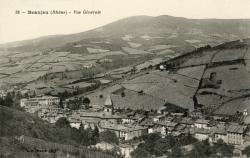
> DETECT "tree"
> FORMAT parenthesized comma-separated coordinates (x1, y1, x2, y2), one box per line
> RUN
(79, 124, 90, 145)
(83, 97, 90, 109)
(2, 92, 14, 107)
(99, 130, 119, 145)
(131, 147, 150, 158)
(243, 145, 250, 157)
(188, 139, 214, 158)
(169, 145, 184, 158)
(121, 92, 125, 97)
(59, 98, 64, 109)
(92, 126, 99, 144)
(136, 133, 172, 157)
(0, 106, 13, 136)
(214, 139, 234, 157)
(55, 117, 70, 128)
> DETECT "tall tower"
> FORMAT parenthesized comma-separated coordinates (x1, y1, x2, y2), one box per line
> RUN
(103, 95, 113, 115)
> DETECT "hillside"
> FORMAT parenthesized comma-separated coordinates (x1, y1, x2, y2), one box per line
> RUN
(161, 38, 250, 115)
(0, 105, 118, 158)
(1, 15, 250, 91)
(1, 15, 250, 52)
(81, 38, 250, 113)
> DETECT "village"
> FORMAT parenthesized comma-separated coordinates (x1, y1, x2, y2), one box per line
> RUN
(0, 41, 250, 157)
(18, 81, 250, 158)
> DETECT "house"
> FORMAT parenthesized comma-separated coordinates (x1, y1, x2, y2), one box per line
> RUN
(139, 118, 155, 134)
(38, 107, 68, 123)
(0, 90, 7, 98)
(68, 115, 82, 129)
(100, 124, 148, 141)
(20, 96, 59, 107)
(194, 128, 211, 141)
(227, 124, 247, 145)
(194, 119, 210, 129)
(180, 117, 195, 128)
(153, 115, 165, 122)
(156, 122, 179, 136)
(63, 97, 86, 109)
(210, 124, 228, 143)
(120, 143, 137, 158)
(121, 115, 136, 124)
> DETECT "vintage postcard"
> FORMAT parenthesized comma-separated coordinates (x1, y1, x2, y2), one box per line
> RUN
(0, 0, 250, 157)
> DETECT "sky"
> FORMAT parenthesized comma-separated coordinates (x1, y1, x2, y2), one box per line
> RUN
(0, 0, 250, 44)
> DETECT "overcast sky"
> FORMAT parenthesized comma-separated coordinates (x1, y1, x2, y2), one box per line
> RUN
(0, 0, 250, 44)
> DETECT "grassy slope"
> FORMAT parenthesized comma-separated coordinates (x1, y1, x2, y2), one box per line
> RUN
(0, 105, 81, 157)
(0, 105, 78, 145)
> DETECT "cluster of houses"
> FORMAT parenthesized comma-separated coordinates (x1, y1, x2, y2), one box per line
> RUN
(20, 95, 249, 145)
(19, 94, 250, 157)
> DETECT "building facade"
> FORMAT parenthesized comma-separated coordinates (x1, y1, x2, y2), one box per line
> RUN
(20, 96, 59, 107)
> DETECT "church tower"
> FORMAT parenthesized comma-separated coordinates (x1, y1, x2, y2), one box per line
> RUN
(103, 95, 113, 115)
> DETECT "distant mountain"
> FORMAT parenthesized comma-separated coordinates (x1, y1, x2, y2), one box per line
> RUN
(1, 15, 250, 52)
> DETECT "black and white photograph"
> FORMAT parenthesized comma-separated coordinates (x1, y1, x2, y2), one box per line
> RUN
(1, 0, 250, 157)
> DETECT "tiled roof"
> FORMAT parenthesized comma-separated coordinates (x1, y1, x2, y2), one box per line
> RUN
(227, 124, 247, 134)
(195, 119, 209, 124)
(156, 121, 178, 127)
(194, 128, 211, 135)
(100, 124, 147, 132)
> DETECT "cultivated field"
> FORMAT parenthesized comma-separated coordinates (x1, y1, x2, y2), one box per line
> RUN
(212, 48, 246, 63)
(122, 47, 152, 55)
(176, 65, 205, 80)
(179, 50, 217, 67)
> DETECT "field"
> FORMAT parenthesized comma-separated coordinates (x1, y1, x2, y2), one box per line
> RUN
(214, 97, 250, 116)
(121, 70, 199, 111)
(122, 47, 152, 55)
(185, 39, 201, 44)
(212, 48, 246, 63)
(0, 58, 9, 64)
(148, 44, 179, 52)
(86, 47, 109, 53)
(179, 50, 217, 67)
(128, 42, 142, 48)
(176, 65, 205, 80)
(156, 49, 175, 55)
(62, 82, 95, 89)
(244, 48, 250, 59)
(111, 89, 165, 110)
(196, 94, 230, 108)
(85, 84, 123, 107)
(202, 64, 250, 94)
(135, 57, 163, 71)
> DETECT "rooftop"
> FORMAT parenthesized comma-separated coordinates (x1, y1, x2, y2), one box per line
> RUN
(227, 124, 247, 134)
(195, 119, 209, 124)
(100, 124, 147, 132)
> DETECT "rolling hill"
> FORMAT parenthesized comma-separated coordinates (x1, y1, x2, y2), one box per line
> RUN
(1, 15, 250, 52)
